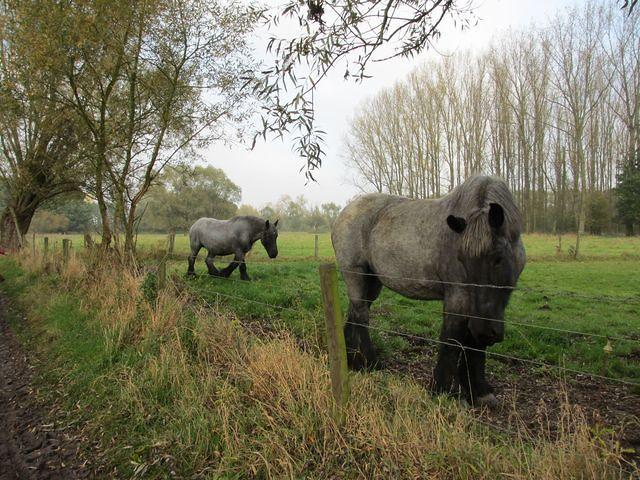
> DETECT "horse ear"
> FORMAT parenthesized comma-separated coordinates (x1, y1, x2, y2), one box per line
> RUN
(274, 219, 279, 227)
(265, 220, 270, 230)
(446, 215, 466, 234)
(488, 203, 505, 230)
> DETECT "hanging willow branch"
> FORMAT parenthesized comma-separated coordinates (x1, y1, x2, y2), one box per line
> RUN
(247, 0, 476, 180)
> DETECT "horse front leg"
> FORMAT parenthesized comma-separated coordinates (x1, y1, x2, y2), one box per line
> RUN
(432, 313, 467, 396)
(220, 252, 243, 278)
(458, 338, 496, 408)
(238, 256, 250, 281)
(205, 252, 220, 276)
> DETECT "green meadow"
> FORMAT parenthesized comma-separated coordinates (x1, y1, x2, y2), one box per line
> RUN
(151, 232, 639, 385)
(27, 232, 640, 384)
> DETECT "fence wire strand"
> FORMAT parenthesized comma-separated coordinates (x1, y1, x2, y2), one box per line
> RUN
(346, 295, 640, 344)
(172, 273, 640, 389)
(179, 270, 640, 345)
(159, 254, 640, 305)
(338, 267, 640, 305)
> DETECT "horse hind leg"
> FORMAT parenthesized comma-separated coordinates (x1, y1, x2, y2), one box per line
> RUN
(187, 243, 201, 276)
(205, 251, 220, 276)
(343, 269, 382, 370)
(219, 251, 243, 278)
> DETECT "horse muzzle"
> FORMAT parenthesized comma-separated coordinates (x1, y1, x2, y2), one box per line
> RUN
(478, 329, 504, 346)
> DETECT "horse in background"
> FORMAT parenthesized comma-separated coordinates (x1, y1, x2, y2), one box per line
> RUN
(188, 216, 279, 280)
(332, 175, 526, 407)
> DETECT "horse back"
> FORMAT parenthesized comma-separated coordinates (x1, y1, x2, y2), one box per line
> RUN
(333, 193, 447, 300)
(189, 217, 237, 254)
(332, 193, 407, 266)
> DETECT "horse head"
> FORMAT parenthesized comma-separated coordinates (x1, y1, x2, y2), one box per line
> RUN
(261, 219, 279, 258)
(447, 202, 525, 346)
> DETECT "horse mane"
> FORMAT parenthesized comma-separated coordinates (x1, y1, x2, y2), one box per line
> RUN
(447, 175, 522, 257)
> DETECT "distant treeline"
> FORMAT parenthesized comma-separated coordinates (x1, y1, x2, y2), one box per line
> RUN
(240, 197, 342, 233)
(15, 166, 342, 235)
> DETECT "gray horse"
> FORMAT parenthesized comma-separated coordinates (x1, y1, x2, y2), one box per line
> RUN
(187, 216, 279, 280)
(332, 175, 525, 407)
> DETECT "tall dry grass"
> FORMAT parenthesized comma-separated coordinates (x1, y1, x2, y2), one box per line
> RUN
(13, 250, 636, 479)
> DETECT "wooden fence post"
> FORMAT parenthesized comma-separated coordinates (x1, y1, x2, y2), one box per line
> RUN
(43, 237, 49, 259)
(31, 232, 36, 257)
(62, 239, 70, 265)
(167, 231, 175, 257)
(314, 234, 319, 259)
(158, 256, 167, 291)
(319, 262, 349, 424)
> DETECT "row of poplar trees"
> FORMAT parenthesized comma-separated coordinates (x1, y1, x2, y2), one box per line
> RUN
(345, 2, 640, 239)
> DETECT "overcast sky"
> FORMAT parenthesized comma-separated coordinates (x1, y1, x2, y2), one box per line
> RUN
(206, 0, 579, 209)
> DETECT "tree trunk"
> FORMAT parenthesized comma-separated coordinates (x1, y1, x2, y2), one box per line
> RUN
(0, 206, 35, 251)
(95, 149, 112, 249)
(624, 221, 635, 236)
(123, 203, 138, 264)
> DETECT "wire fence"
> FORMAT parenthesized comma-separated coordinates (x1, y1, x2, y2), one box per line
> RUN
(31, 234, 640, 350)
(173, 262, 640, 476)
(165, 250, 640, 305)
(30, 235, 640, 384)
(174, 268, 640, 388)
(174, 256, 640, 346)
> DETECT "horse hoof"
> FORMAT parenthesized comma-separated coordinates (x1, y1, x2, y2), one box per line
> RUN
(476, 393, 498, 409)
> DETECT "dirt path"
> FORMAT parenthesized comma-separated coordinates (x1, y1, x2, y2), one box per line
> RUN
(0, 294, 88, 480)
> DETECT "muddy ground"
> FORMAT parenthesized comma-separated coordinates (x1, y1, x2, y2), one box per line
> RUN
(386, 338, 640, 472)
(0, 296, 90, 480)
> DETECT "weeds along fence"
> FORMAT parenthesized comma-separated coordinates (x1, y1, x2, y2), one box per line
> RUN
(27, 234, 640, 428)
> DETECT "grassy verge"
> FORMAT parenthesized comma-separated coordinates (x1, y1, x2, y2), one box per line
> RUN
(0, 251, 635, 478)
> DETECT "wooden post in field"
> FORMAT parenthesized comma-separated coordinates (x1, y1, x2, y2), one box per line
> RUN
(43, 237, 49, 259)
(319, 262, 349, 424)
(62, 239, 70, 265)
(158, 256, 167, 291)
(314, 234, 319, 259)
(31, 233, 36, 257)
(167, 231, 175, 257)
(83, 231, 94, 250)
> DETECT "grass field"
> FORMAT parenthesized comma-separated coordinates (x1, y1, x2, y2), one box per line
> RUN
(31, 230, 640, 260)
(28, 232, 640, 384)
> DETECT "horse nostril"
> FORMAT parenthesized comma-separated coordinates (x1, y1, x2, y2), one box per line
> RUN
(491, 328, 504, 343)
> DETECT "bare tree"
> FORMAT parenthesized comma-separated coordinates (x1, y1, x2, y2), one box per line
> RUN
(343, 2, 638, 240)
(252, 0, 476, 178)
